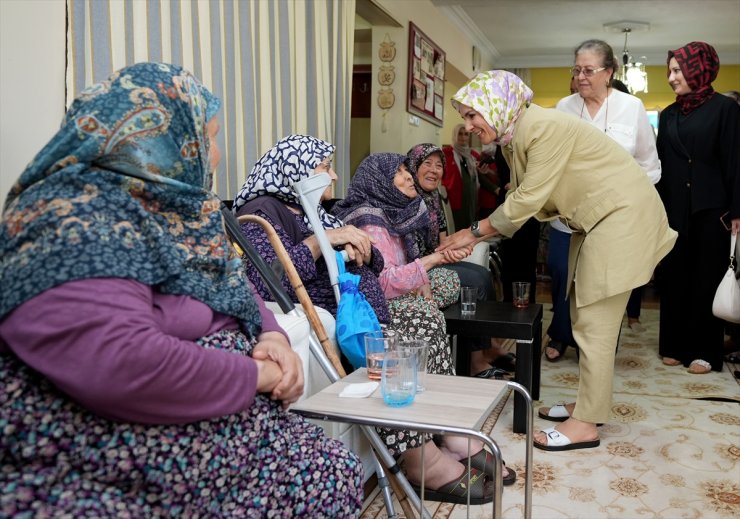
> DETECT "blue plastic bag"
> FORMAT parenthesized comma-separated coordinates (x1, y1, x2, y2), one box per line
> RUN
(334, 252, 382, 369)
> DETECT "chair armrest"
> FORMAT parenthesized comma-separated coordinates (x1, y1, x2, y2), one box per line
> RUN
(264, 301, 337, 399)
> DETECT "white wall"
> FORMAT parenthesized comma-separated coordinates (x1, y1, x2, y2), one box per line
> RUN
(0, 0, 66, 204)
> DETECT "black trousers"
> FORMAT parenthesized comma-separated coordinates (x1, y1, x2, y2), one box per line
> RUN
(500, 218, 540, 303)
(657, 208, 729, 370)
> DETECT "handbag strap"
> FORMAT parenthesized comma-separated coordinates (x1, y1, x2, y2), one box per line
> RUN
(730, 233, 738, 272)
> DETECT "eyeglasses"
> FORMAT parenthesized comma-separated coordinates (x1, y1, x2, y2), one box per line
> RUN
(571, 66, 606, 78)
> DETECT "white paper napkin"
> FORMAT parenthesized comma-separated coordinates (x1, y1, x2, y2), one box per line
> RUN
(339, 381, 379, 398)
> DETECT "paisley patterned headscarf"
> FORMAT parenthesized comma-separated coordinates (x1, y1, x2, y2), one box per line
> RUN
(331, 153, 431, 261)
(405, 143, 446, 254)
(451, 70, 534, 146)
(0, 62, 262, 337)
(232, 134, 342, 230)
(667, 41, 719, 114)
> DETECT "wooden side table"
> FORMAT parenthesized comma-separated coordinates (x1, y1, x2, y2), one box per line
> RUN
(291, 369, 533, 519)
(444, 301, 543, 434)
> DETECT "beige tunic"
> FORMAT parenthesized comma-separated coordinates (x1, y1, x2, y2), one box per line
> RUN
(489, 104, 677, 308)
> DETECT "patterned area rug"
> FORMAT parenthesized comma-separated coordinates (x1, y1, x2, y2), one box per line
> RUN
(362, 309, 740, 518)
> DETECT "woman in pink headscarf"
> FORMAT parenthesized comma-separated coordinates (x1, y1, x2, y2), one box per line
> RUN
(656, 41, 740, 374)
(439, 70, 676, 452)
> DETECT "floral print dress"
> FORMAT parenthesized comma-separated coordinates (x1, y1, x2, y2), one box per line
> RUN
(361, 224, 459, 455)
(0, 329, 363, 517)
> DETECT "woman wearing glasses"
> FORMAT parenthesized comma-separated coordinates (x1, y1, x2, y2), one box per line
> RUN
(545, 39, 661, 362)
(439, 70, 676, 451)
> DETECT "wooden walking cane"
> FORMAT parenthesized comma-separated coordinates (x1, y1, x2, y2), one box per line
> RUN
(236, 214, 346, 377)
(233, 214, 419, 519)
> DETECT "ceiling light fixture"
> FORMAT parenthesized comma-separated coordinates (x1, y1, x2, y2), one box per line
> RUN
(613, 26, 649, 94)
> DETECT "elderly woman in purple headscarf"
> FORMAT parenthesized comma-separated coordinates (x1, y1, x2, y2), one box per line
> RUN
(332, 153, 517, 503)
(440, 70, 676, 453)
(404, 143, 513, 379)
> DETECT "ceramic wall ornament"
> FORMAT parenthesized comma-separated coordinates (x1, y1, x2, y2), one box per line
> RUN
(378, 33, 396, 62)
(377, 88, 395, 109)
(378, 64, 395, 86)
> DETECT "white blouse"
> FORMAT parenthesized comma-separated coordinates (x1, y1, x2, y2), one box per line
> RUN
(551, 89, 661, 233)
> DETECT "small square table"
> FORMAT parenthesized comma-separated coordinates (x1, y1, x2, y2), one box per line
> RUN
(444, 301, 543, 433)
(291, 369, 532, 519)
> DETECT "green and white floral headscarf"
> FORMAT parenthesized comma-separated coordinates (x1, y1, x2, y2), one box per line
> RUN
(451, 70, 533, 146)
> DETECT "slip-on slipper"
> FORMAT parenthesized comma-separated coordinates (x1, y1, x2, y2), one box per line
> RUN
(410, 467, 494, 505)
(467, 448, 516, 486)
(492, 352, 516, 372)
(534, 427, 600, 452)
(538, 404, 571, 422)
(688, 359, 711, 374)
(473, 367, 510, 380)
(538, 405, 604, 426)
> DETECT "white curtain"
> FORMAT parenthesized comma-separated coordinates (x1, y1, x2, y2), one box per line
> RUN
(66, 0, 355, 198)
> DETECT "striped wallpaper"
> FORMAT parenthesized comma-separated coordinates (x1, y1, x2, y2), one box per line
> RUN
(66, 0, 356, 198)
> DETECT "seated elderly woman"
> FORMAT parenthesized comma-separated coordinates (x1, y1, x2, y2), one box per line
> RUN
(232, 134, 389, 327)
(234, 141, 512, 504)
(332, 153, 515, 500)
(405, 144, 515, 379)
(0, 63, 362, 516)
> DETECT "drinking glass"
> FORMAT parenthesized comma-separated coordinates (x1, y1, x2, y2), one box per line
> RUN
(512, 281, 531, 308)
(397, 340, 429, 392)
(460, 286, 478, 315)
(381, 350, 416, 407)
(364, 329, 397, 380)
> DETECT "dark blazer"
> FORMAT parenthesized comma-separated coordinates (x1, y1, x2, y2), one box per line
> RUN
(656, 93, 740, 234)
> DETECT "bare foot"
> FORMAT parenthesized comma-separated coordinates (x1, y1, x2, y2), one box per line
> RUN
(544, 340, 565, 361)
(534, 417, 599, 446)
(628, 318, 645, 332)
(438, 438, 511, 479)
(661, 356, 681, 366)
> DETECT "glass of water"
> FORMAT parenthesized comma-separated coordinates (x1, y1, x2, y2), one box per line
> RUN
(460, 286, 478, 316)
(381, 350, 417, 407)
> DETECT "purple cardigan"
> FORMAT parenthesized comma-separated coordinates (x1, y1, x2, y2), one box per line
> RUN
(0, 278, 286, 424)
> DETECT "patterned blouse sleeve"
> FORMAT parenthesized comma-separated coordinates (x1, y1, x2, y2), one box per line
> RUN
(435, 192, 448, 235)
(362, 224, 429, 299)
(238, 209, 317, 303)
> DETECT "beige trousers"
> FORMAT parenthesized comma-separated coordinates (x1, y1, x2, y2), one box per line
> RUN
(569, 290, 631, 424)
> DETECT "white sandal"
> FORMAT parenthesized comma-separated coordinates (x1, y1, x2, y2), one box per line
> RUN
(688, 359, 711, 374)
(534, 427, 600, 451)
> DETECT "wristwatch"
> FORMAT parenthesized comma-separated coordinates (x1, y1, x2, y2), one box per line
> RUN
(470, 220, 483, 238)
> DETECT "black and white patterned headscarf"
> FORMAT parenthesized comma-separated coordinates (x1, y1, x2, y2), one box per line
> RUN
(232, 135, 342, 230)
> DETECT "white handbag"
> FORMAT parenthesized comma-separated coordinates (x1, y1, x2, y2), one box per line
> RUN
(712, 233, 740, 323)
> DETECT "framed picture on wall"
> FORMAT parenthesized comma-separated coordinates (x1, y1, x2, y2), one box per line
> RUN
(407, 22, 444, 127)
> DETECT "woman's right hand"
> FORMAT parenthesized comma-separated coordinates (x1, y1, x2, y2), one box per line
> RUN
(255, 358, 283, 394)
(326, 225, 374, 264)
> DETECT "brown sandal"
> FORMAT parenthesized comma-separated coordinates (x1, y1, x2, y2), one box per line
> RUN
(410, 467, 494, 505)
(662, 357, 681, 366)
(467, 448, 516, 485)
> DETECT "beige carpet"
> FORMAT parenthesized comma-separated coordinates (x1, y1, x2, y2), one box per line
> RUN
(362, 309, 740, 518)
